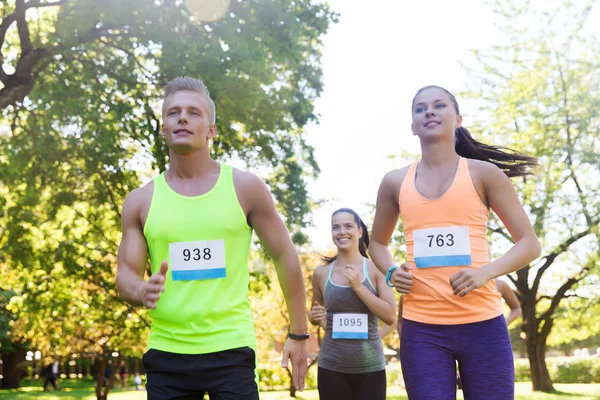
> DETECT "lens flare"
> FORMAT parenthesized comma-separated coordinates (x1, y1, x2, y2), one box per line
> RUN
(185, 0, 231, 22)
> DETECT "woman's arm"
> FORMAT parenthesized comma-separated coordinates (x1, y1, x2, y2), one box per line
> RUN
(369, 169, 413, 293)
(450, 162, 541, 297)
(343, 263, 396, 325)
(308, 267, 327, 329)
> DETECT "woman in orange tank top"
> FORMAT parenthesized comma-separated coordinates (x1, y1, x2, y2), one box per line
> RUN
(369, 86, 541, 400)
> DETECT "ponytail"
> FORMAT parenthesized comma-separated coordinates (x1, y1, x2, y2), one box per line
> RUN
(358, 219, 370, 259)
(414, 85, 538, 178)
(320, 208, 370, 264)
(454, 127, 537, 178)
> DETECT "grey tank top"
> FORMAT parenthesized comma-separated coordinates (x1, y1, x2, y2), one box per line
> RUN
(318, 258, 386, 373)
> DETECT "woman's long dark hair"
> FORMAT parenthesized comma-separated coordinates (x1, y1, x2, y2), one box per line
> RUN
(414, 85, 537, 177)
(321, 208, 370, 264)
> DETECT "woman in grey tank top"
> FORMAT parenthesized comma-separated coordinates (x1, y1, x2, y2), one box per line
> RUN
(308, 208, 396, 400)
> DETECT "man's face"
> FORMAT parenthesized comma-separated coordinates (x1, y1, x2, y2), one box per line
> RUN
(161, 90, 216, 154)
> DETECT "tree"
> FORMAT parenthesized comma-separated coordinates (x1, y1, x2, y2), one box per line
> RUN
(546, 295, 600, 352)
(463, 0, 600, 391)
(0, 0, 336, 395)
(0, 0, 159, 109)
(1, 0, 337, 240)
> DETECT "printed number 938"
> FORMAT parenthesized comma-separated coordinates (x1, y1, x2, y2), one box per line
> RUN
(182, 248, 212, 261)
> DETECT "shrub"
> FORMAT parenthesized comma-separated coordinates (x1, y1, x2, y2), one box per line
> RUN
(513, 357, 600, 383)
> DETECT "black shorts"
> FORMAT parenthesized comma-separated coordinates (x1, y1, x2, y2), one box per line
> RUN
(318, 367, 386, 400)
(142, 347, 258, 400)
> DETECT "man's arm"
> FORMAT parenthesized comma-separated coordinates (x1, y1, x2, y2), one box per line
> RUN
(234, 170, 307, 390)
(116, 186, 167, 309)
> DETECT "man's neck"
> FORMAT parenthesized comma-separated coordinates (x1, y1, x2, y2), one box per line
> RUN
(166, 149, 218, 180)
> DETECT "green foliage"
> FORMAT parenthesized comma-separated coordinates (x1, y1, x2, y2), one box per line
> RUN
(515, 358, 532, 382)
(553, 358, 600, 384)
(515, 357, 600, 383)
(0, 1, 336, 394)
(0, 288, 16, 348)
(548, 297, 600, 347)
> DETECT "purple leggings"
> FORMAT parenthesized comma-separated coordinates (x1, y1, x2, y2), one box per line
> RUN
(400, 315, 514, 400)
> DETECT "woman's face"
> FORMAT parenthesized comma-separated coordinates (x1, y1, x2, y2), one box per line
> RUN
(331, 212, 361, 251)
(411, 87, 462, 141)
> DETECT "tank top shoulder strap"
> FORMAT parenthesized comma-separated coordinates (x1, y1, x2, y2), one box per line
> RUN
(154, 171, 167, 190)
(446, 157, 483, 204)
(220, 163, 233, 183)
(323, 260, 335, 294)
(399, 162, 418, 213)
(363, 258, 376, 290)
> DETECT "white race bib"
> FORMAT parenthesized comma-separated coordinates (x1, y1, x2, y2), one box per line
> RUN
(169, 240, 226, 281)
(413, 226, 472, 268)
(332, 313, 368, 340)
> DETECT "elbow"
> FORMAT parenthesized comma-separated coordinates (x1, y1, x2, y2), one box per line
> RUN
(530, 236, 542, 261)
(514, 307, 522, 319)
(382, 308, 397, 326)
(115, 272, 125, 300)
(367, 241, 382, 258)
(383, 316, 396, 327)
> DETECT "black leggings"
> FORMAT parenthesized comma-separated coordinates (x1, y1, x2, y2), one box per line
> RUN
(318, 367, 386, 400)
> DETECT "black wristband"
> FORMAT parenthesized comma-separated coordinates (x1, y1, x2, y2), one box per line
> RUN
(288, 332, 310, 341)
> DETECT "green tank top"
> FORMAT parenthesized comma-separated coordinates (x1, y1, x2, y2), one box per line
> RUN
(144, 164, 255, 354)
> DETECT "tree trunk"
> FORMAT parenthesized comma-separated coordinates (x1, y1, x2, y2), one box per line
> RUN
(0, 342, 25, 389)
(525, 325, 554, 392)
(94, 349, 121, 400)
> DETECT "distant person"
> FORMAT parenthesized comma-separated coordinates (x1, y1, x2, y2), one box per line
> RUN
(134, 372, 143, 390)
(495, 279, 522, 326)
(104, 363, 113, 388)
(42, 360, 60, 391)
(118, 360, 128, 388)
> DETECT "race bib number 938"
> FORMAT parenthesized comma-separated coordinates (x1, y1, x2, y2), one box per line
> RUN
(169, 240, 226, 281)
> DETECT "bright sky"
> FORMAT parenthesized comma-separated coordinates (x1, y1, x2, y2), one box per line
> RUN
(303, 0, 506, 250)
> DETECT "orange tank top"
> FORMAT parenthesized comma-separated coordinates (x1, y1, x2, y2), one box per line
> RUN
(399, 157, 502, 325)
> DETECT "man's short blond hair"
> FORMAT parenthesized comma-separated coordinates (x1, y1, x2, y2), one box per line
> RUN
(162, 77, 216, 124)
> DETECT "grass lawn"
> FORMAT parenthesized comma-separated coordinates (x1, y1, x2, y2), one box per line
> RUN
(1, 380, 599, 399)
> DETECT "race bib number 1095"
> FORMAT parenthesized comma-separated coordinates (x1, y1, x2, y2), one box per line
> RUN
(332, 313, 368, 339)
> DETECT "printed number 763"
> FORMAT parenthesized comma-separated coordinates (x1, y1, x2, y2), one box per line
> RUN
(427, 234, 454, 247)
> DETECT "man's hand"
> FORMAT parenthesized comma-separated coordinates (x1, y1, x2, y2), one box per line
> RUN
(281, 337, 307, 391)
(137, 260, 168, 308)
(392, 263, 413, 294)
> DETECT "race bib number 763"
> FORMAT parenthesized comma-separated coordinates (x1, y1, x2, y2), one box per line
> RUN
(413, 226, 472, 268)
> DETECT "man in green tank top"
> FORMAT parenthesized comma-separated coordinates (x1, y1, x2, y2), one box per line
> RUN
(116, 77, 309, 399)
